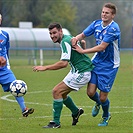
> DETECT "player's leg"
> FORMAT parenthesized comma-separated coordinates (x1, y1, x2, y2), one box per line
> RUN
(2, 82, 34, 117)
(63, 95, 84, 125)
(99, 91, 109, 117)
(87, 83, 101, 104)
(44, 71, 91, 128)
(63, 95, 78, 117)
(2, 72, 34, 117)
(44, 81, 70, 128)
(2, 81, 27, 111)
(97, 68, 118, 126)
(16, 96, 34, 117)
(87, 71, 101, 117)
(63, 71, 91, 125)
(98, 91, 111, 126)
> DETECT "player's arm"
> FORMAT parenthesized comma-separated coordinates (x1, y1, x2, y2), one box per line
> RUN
(33, 60, 68, 72)
(73, 41, 109, 54)
(80, 40, 86, 49)
(0, 56, 6, 67)
(71, 33, 86, 46)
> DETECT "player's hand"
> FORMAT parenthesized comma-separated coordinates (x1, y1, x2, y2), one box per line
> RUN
(72, 44, 84, 54)
(0, 56, 6, 67)
(32, 66, 46, 72)
(71, 37, 78, 47)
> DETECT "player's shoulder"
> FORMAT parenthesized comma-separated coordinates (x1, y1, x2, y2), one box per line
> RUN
(111, 21, 120, 29)
(94, 19, 102, 23)
(62, 34, 72, 42)
(92, 19, 102, 27)
(109, 21, 120, 32)
(1, 30, 9, 36)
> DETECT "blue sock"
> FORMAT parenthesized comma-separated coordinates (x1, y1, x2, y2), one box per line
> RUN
(101, 99, 110, 118)
(15, 96, 26, 112)
(89, 92, 101, 105)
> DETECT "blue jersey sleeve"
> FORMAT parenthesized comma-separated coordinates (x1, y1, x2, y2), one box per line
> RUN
(83, 21, 96, 37)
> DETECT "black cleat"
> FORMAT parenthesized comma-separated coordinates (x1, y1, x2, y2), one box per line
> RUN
(72, 108, 84, 126)
(43, 121, 61, 128)
(22, 108, 34, 117)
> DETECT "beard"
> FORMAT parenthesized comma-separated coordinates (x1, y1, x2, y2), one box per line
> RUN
(52, 37, 61, 43)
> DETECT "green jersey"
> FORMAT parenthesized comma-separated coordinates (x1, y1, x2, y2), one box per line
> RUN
(60, 35, 94, 73)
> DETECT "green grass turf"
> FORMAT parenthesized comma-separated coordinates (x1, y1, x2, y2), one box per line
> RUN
(0, 51, 132, 133)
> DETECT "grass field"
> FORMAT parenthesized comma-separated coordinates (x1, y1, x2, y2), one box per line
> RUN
(0, 51, 132, 133)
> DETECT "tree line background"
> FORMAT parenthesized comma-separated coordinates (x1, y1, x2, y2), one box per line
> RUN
(0, 0, 132, 48)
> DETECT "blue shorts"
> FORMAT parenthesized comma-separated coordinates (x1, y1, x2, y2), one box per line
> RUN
(0, 69, 16, 92)
(90, 68, 118, 92)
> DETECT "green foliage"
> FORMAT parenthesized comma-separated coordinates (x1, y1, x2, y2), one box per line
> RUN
(39, 0, 77, 33)
(0, 0, 132, 48)
(0, 51, 132, 133)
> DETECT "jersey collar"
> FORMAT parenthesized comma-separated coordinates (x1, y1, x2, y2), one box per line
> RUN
(101, 20, 114, 29)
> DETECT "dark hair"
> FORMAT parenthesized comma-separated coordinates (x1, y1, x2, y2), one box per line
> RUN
(48, 22, 62, 30)
(103, 3, 117, 14)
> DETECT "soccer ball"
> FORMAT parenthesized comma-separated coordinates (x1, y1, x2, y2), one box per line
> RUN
(10, 80, 27, 97)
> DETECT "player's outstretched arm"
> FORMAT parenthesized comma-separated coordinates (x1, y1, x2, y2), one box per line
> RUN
(33, 60, 68, 72)
(73, 41, 109, 54)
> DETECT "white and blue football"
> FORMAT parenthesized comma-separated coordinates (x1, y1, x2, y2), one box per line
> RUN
(10, 80, 27, 97)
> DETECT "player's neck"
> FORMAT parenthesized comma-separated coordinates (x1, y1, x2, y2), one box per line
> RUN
(102, 20, 113, 27)
(59, 34, 64, 43)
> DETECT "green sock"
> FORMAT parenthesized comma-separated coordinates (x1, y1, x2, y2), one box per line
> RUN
(63, 96, 78, 116)
(53, 99, 63, 125)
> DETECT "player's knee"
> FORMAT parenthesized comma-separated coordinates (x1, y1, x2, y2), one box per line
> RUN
(52, 87, 62, 99)
(52, 88, 59, 96)
(99, 96, 107, 103)
(99, 92, 108, 102)
(87, 89, 95, 97)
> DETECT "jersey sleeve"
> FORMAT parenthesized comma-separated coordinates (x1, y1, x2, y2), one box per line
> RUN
(83, 21, 96, 37)
(60, 41, 71, 61)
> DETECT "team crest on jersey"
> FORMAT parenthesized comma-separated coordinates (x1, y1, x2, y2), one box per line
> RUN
(0, 39, 3, 42)
(103, 30, 107, 35)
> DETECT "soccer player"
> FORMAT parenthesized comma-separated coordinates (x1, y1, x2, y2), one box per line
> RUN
(72, 3, 120, 126)
(33, 22, 94, 128)
(0, 14, 34, 117)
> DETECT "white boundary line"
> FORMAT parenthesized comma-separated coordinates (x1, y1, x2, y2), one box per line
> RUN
(1, 92, 133, 109)
(0, 91, 133, 121)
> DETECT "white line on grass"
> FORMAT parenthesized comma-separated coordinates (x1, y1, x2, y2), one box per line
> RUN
(0, 91, 132, 121)
(1, 92, 133, 109)
(0, 110, 132, 121)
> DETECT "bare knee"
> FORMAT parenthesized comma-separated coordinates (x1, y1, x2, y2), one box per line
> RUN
(87, 89, 95, 97)
(87, 83, 97, 97)
(99, 92, 108, 103)
(52, 87, 61, 99)
(52, 83, 71, 99)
